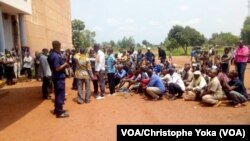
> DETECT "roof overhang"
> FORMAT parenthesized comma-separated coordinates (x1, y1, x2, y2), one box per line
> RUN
(0, 0, 32, 15)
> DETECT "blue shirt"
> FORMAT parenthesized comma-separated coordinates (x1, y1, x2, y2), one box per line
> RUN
(137, 53, 144, 63)
(115, 69, 126, 79)
(107, 54, 116, 73)
(48, 51, 66, 79)
(191, 50, 196, 57)
(228, 79, 248, 99)
(147, 74, 166, 93)
(153, 65, 161, 74)
(145, 52, 154, 62)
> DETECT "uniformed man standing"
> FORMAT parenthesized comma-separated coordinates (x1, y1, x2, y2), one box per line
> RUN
(48, 40, 69, 118)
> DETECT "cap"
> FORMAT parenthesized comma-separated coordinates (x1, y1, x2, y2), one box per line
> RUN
(193, 71, 201, 75)
(192, 63, 197, 67)
(212, 65, 217, 70)
(147, 47, 151, 50)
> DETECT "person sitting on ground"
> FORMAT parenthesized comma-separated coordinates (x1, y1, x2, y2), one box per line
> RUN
(160, 68, 169, 85)
(117, 68, 135, 90)
(167, 68, 185, 100)
(180, 63, 193, 86)
(136, 66, 149, 93)
(119, 50, 128, 65)
(191, 63, 199, 72)
(200, 69, 225, 107)
(152, 62, 164, 75)
(121, 69, 142, 91)
(143, 69, 166, 101)
(213, 54, 221, 67)
(217, 68, 230, 86)
(222, 70, 248, 108)
(114, 65, 127, 88)
(184, 71, 207, 101)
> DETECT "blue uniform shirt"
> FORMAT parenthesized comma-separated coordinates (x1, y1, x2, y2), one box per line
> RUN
(48, 51, 66, 79)
(147, 74, 166, 93)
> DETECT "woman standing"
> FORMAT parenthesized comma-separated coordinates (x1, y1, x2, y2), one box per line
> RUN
(4, 51, 15, 85)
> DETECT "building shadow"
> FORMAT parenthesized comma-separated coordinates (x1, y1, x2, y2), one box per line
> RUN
(0, 85, 43, 131)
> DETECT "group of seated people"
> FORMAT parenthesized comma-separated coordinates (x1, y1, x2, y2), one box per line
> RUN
(112, 56, 249, 108)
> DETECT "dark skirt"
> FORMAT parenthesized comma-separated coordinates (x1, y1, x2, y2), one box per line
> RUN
(5, 66, 15, 79)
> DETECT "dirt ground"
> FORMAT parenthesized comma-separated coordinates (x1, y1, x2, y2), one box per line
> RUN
(0, 56, 249, 141)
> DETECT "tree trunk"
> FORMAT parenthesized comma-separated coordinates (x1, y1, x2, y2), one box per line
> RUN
(182, 45, 188, 55)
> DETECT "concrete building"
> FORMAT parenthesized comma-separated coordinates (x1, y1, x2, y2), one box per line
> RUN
(0, 0, 72, 55)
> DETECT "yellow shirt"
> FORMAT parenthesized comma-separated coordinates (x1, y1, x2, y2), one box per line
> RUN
(74, 53, 92, 79)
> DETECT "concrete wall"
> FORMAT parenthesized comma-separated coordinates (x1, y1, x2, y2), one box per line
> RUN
(2, 16, 14, 51)
(25, 0, 72, 54)
(0, 0, 32, 14)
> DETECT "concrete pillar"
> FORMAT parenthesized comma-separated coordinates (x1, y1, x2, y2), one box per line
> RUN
(0, 8, 6, 53)
(18, 14, 27, 46)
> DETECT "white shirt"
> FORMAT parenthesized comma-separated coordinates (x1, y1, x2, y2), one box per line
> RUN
(118, 52, 123, 59)
(187, 76, 207, 90)
(95, 50, 105, 71)
(167, 72, 185, 91)
(23, 56, 33, 68)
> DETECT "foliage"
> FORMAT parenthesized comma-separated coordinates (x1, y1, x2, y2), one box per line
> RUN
(163, 38, 178, 52)
(209, 32, 239, 47)
(167, 25, 205, 54)
(117, 36, 136, 49)
(72, 19, 95, 48)
(241, 16, 250, 45)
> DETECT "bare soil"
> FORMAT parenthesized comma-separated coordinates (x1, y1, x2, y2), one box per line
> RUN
(0, 56, 249, 141)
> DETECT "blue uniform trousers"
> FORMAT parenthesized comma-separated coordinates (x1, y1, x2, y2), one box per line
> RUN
(53, 78, 65, 115)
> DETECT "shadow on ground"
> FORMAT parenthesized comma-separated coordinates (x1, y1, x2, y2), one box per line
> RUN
(0, 85, 43, 131)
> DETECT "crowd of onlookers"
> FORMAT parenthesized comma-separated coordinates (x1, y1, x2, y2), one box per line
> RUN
(0, 47, 35, 85)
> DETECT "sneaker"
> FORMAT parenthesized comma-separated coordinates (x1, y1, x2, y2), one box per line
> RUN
(53, 110, 68, 115)
(56, 113, 69, 118)
(85, 100, 90, 103)
(96, 96, 104, 100)
(108, 93, 116, 96)
(77, 100, 84, 104)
